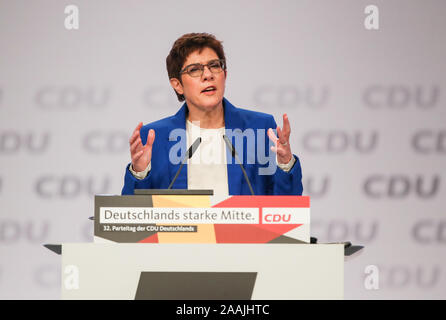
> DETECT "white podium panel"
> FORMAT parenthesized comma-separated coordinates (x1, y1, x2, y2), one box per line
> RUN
(61, 243, 344, 300)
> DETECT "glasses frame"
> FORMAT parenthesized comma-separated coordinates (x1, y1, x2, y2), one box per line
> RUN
(179, 59, 226, 78)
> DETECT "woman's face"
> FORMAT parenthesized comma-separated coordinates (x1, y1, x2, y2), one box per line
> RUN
(170, 47, 226, 114)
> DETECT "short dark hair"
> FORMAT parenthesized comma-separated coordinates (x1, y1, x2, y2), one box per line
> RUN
(166, 33, 226, 102)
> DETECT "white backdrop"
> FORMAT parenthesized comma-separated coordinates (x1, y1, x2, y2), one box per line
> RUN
(0, 0, 445, 299)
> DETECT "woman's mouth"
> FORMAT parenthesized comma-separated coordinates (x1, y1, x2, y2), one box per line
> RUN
(201, 86, 217, 95)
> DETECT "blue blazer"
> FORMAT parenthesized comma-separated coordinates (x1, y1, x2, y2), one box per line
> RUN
(121, 98, 303, 196)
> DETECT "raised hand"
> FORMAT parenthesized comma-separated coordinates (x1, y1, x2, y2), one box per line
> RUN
(129, 122, 155, 172)
(267, 114, 292, 164)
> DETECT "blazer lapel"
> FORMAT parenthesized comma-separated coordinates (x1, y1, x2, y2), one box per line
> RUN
(223, 98, 245, 195)
(166, 103, 188, 189)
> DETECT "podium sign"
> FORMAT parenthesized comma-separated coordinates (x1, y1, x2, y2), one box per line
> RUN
(94, 194, 310, 244)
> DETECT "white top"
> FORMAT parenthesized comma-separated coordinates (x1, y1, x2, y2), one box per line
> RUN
(186, 120, 229, 197)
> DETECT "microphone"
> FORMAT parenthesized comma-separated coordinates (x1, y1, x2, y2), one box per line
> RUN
(168, 137, 202, 189)
(223, 134, 255, 195)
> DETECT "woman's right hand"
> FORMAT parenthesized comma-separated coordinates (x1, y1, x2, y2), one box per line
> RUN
(129, 122, 155, 172)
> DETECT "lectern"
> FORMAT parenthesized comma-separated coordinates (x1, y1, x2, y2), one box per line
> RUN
(45, 190, 361, 299)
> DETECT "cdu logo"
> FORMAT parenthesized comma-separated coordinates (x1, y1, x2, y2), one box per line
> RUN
(35, 86, 110, 109)
(366, 265, 442, 289)
(363, 85, 440, 109)
(142, 86, 179, 110)
(412, 220, 446, 244)
(303, 175, 330, 198)
(363, 175, 441, 199)
(311, 219, 379, 243)
(411, 130, 446, 154)
(82, 131, 129, 154)
(0, 131, 50, 154)
(253, 85, 330, 108)
(35, 175, 111, 199)
(302, 130, 378, 154)
(0, 220, 50, 244)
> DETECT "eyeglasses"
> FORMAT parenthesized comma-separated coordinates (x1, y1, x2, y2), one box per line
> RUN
(179, 59, 226, 78)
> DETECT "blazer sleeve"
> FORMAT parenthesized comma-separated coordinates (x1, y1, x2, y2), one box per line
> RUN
(121, 163, 154, 195)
